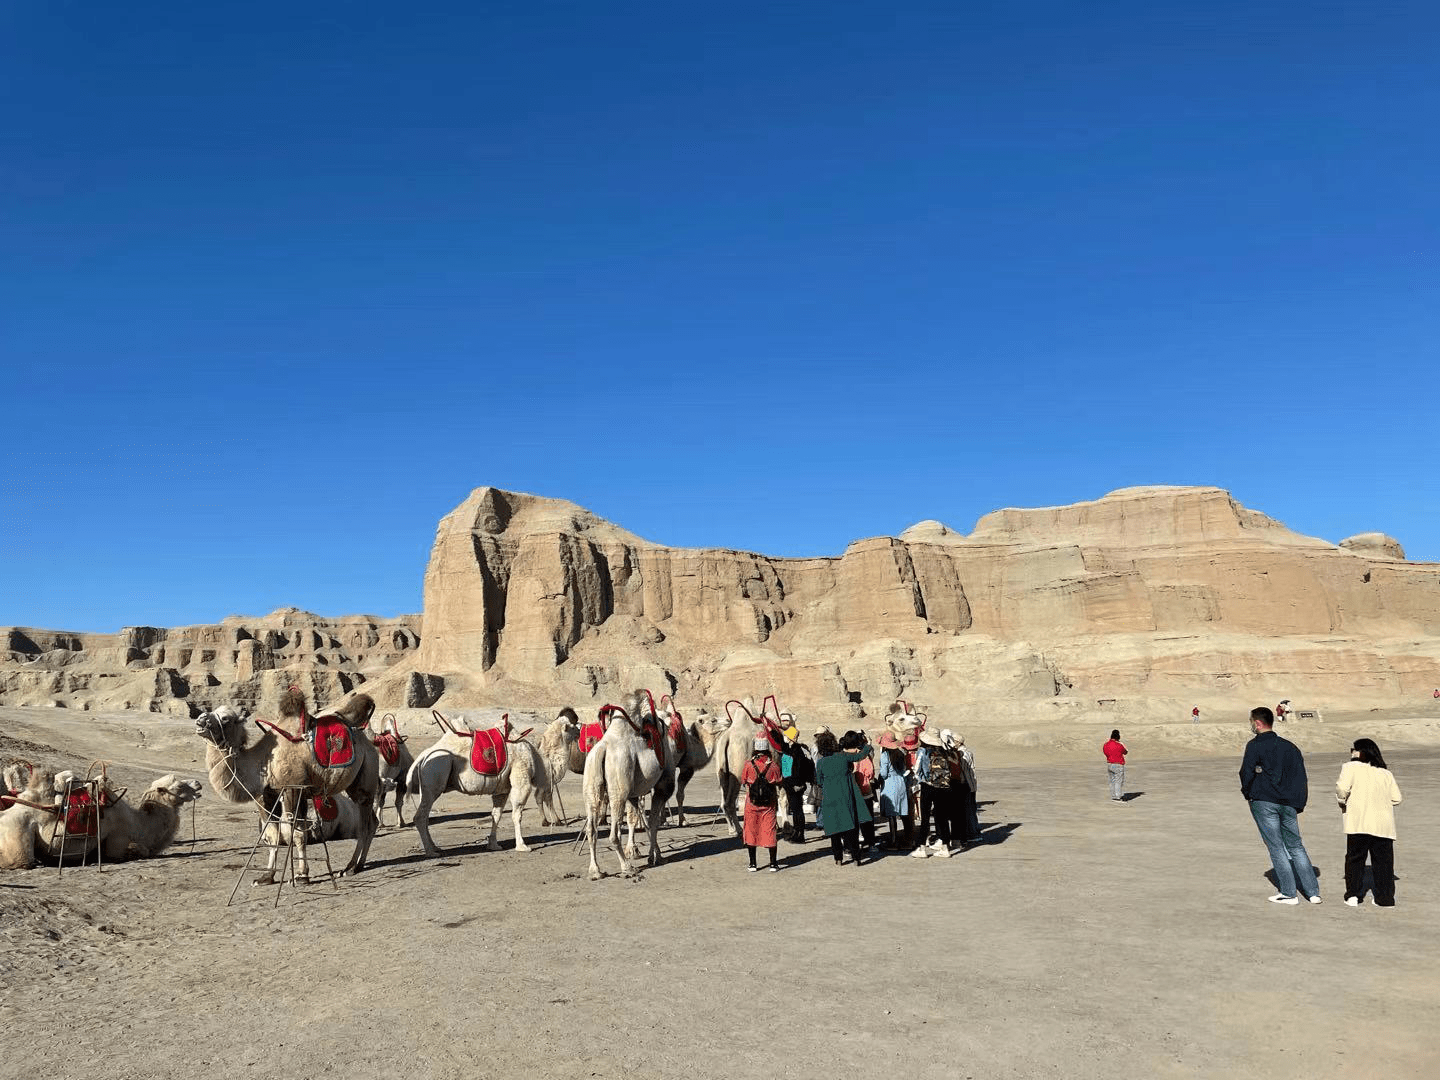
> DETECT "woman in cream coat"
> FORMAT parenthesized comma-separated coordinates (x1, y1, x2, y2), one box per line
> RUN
(1336, 738, 1403, 907)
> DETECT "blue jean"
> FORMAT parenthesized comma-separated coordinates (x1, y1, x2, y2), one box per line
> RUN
(1249, 800, 1320, 898)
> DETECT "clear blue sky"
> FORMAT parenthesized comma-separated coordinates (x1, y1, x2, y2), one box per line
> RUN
(3, 2, 1437, 632)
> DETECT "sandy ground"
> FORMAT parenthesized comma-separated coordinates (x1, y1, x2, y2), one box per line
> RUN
(2, 705, 1438, 1080)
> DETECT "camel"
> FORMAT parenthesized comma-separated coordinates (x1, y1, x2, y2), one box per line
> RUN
(97, 774, 204, 861)
(261, 792, 369, 849)
(582, 689, 676, 881)
(406, 711, 552, 855)
(0, 766, 66, 869)
(370, 713, 415, 827)
(537, 706, 582, 825)
(194, 704, 298, 885)
(655, 698, 731, 827)
(257, 687, 381, 882)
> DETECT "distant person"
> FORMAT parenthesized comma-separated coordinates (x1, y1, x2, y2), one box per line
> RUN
(740, 736, 783, 872)
(814, 730, 872, 866)
(1103, 730, 1128, 801)
(1336, 738, 1403, 907)
(1276, 701, 1288, 722)
(1239, 706, 1321, 906)
(1192, 706, 1200, 724)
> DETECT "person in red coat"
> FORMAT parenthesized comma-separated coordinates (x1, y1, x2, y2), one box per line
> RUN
(741, 736, 783, 872)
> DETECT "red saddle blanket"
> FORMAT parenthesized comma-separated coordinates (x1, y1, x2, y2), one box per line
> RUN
(373, 732, 403, 766)
(64, 790, 101, 836)
(467, 727, 508, 776)
(668, 716, 688, 761)
(308, 718, 357, 770)
(578, 722, 606, 754)
(312, 795, 340, 822)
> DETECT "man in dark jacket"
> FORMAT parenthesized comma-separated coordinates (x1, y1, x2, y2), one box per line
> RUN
(1240, 706, 1321, 906)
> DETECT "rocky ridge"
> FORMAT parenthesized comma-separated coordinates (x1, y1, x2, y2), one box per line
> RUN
(1, 609, 421, 716)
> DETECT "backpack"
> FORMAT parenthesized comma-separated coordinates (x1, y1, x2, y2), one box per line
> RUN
(747, 759, 777, 808)
(925, 749, 951, 789)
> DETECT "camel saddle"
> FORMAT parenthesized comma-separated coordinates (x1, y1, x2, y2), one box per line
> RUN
(63, 787, 119, 837)
(465, 726, 509, 776)
(578, 721, 606, 754)
(312, 795, 340, 822)
(308, 717, 357, 770)
(373, 732, 404, 766)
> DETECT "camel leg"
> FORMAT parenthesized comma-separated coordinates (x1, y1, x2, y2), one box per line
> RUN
(720, 771, 741, 837)
(280, 792, 310, 884)
(610, 796, 632, 876)
(408, 750, 453, 857)
(585, 812, 603, 881)
(622, 799, 640, 861)
(487, 794, 504, 852)
(675, 767, 694, 829)
(646, 795, 665, 867)
(342, 790, 378, 877)
(509, 769, 534, 853)
(393, 772, 407, 828)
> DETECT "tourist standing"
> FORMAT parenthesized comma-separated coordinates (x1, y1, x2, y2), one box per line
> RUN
(1239, 706, 1321, 905)
(910, 730, 954, 858)
(1192, 705, 1201, 724)
(875, 732, 912, 850)
(814, 731, 872, 865)
(778, 721, 813, 844)
(1103, 729, 1128, 801)
(943, 731, 981, 843)
(839, 730, 878, 851)
(740, 737, 783, 872)
(1336, 738, 1403, 906)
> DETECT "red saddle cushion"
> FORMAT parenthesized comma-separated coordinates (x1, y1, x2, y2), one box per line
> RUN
(578, 722, 606, 754)
(312, 795, 340, 822)
(65, 789, 100, 836)
(373, 732, 402, 766)
(468, 727, 508, 776)
(309, 718, 357, 770)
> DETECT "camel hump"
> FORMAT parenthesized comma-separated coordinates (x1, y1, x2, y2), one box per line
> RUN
(558, 706, 579, 723)
(280, 686, 308, 719)
(330, 693, 376, 729)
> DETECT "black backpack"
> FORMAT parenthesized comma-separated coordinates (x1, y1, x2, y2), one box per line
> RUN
(748, 759, 777, 808)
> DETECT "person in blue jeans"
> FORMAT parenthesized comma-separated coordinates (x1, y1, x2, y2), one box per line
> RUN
(1240, 706, 1322, 906)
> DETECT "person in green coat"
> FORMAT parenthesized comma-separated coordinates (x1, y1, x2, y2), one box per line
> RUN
(814, 730, 873, 865)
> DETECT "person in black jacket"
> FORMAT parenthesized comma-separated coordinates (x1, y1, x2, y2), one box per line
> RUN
(1240, 706, 1322, 906)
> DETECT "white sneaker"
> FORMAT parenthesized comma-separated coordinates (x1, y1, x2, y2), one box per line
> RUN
(908, 846, 930, 858)
(1308, 895, 1323, 905)
(933, 845, 952, 858)
(1344, 897, 1359, 906)
(1268, 894, 1300, 906)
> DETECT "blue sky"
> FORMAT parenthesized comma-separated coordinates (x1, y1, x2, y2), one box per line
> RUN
(3, 2, 1437, 632)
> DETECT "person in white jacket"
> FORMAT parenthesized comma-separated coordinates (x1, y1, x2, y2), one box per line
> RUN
(1336, 738, 1403, 907)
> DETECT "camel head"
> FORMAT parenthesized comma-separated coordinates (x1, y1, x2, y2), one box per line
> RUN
(143, 774, 205, 808)
(330, 693, 376, 728)
(16, 765, 58, 801)
(195, 705, 247, 749)
(279, 686, 308, 720)
(691, 711, 730, 753)
(555, 706, 581, 735)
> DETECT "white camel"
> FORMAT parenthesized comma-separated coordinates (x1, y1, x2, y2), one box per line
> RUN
(406, 711, 552, 855)
(655, 697, 731, 827)
(537, 706, 583, 825)
(370, 713, 415, 827)
(582, 689, 676, 881)
(98, 774, 205, 861)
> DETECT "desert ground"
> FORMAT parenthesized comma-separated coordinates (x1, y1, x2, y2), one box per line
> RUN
(2, 704, 1437, 1080)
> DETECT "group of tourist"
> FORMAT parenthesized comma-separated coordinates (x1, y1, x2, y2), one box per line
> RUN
(739, 715, 982, 871)
(1105, 707, 1405, 907)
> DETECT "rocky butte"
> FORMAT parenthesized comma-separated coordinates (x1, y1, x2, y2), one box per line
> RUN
(366, 484, 1440, 726)
(4, 485, 1437, 727)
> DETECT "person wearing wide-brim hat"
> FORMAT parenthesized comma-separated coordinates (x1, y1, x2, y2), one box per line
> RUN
(910, 729, 955, 858)
(740, 736, 784, 872)
(942, 730, 981, 843)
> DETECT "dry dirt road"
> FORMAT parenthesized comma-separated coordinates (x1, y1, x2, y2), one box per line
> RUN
(2, 707, 1436, 1079)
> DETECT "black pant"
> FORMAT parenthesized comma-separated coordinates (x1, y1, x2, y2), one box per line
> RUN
(1345, 833, 1395, 905)
(829, 829, 861, 864)
(784, 784, 807, 838)
(950, 783, 978, 842)
(919, 786, 952, 846)
(747, 844, 778, 868)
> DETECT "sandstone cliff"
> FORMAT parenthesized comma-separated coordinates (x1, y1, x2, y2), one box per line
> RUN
(0, 609, 420, 716)
(377, 485, 1440, 725)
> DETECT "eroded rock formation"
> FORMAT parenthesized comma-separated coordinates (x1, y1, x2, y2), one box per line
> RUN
(0, 609, 420, 716)
(376, 485, 1440, 724)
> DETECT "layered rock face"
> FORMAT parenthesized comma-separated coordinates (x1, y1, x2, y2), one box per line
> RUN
(392, 485, 1440, 724)
(0, 609, 421, 716)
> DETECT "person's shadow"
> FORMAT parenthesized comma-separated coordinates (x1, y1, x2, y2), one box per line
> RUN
(971, 821, 1022, 846)
(1120, 791, 1145, 801)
